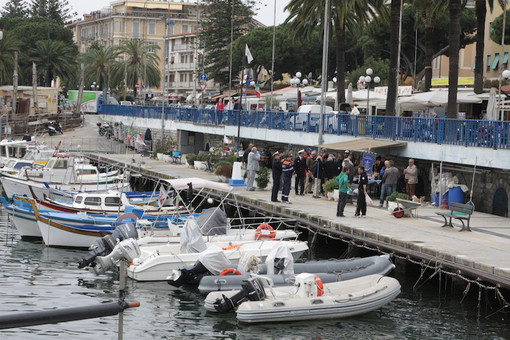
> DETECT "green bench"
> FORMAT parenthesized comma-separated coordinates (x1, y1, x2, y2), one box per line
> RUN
(435, 202, 474, 232)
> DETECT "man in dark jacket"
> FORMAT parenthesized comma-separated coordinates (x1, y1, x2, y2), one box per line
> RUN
(355, 166, 368, 217)
(271, 151, 282, 202)
(294, 149, 306, 195)
(281, 154, 294, 204)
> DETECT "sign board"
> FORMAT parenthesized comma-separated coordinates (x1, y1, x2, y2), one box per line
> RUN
(148, 90, 152, 95)
(135, 83, 140, 89)
(141, 84, 147, 89)
(362, 153, 374, 175)
(199, 83, 207, 92)
(200, 74, 207, 81)
(431, 77, 474, 86)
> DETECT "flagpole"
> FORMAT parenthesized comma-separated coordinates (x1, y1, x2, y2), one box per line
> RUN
(270, 0, 276, 111)
(237, 66, 244, 151)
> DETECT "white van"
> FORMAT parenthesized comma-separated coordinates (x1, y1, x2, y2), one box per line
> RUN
(293, 105, 333, 131)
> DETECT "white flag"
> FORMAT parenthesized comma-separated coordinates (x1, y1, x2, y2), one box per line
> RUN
(245, 44, 253, 64)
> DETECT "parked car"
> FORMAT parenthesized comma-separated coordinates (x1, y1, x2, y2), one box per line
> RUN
(292, 105, 333, 132)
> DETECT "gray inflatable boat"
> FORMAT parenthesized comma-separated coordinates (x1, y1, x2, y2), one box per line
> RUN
(198, 254, 395, 294)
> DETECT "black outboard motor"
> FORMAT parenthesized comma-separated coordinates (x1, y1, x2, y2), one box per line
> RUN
(213, 278, 266, 313)
(167, 261, 210, 287)
(78, 223, 138, 269)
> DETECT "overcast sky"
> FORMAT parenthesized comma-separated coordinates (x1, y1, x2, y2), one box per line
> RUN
(0, 0, 291, 26)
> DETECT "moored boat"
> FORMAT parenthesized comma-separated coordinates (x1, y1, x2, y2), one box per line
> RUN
(205, 274, 401, 323)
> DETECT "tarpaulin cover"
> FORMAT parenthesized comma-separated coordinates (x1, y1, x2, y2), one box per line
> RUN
(197, 208, 230, 236)
(264, 244, 294, 275)
(198, 245, 232, 275)
(180, 216, 207, 253)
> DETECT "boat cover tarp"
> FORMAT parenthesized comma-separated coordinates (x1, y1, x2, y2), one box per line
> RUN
(197, 208, 229, 236)
(264, 244, 294, 275)
(163, 177, 233, 193)
(198, 245, 232, 275)
(180, 216, 207, 253)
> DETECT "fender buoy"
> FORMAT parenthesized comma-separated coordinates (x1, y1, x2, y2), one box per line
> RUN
(219, 268, 242, 276)
(314, 275, 324, 296)
(254, 223, 276, 240)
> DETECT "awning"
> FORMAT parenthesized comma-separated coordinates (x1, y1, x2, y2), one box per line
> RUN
(317, 138, 407, 152)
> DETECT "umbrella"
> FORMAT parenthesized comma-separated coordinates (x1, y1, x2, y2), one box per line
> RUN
(485, 87, 497, 121)
(346, 82, 353, 103)
(399, 90, 482, 111)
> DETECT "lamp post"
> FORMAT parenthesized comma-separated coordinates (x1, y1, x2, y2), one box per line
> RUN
(358, 68, 380, 115)
(91, 82, 97, 91)
(290, 72, 308, 110)
(499, 69, 510, 120)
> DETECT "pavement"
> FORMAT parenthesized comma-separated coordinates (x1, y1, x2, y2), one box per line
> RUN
(40, 114, 510, 288)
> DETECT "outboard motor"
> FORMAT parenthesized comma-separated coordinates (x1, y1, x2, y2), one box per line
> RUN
(167, 261, 210, 287)
(78, 223, 138, 269)
(213, 278, 266, 313)
(93, 238, 141, 275)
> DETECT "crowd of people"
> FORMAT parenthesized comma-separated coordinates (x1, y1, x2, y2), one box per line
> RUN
(242, 143, 420, 217)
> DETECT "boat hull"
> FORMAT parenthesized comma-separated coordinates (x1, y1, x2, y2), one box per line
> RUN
(37, 219, 112, 248)
(9, 208, 41, 238)
(205, 274, 401, 323)
(127, 241, 309, 281)
(198, 255, 394, 294)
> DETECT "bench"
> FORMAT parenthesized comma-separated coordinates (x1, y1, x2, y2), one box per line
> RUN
(435, 202, 474, 232)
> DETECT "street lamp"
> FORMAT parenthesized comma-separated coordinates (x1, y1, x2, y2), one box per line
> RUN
(358, 68, 380, 115)
(290, 72, 308, 109)
(91, 82, 97, 91)
(499, 69, 510, 120)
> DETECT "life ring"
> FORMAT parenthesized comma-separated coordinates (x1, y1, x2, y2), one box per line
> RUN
(254, 223, 276, 240)
(219, 268, 242, 276)
(315, 275, 324, 296)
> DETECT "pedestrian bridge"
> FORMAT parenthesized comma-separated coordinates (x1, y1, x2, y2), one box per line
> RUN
(100, 105, 510, 170)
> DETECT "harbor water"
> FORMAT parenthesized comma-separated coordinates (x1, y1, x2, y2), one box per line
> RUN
(0, 210, 509, 339)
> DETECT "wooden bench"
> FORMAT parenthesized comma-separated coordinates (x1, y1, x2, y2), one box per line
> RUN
(435, 202, 474, 232)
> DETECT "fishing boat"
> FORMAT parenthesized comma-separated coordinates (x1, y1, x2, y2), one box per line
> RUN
(196, 254, 395, 294)
(204, 274, 401, 323)
(0, 155, 129, 199)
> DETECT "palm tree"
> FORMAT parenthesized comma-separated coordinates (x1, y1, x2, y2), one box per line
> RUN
(31, 39, 78, 87)
(285, 0, 388, 106)
(81, 42, 119, 101)
(411, 0, 448, 92)
(0, 32, 19, 84)
(447, 0, 462, 118)
(474, 0, 495, 94)
(386, 0, 403, 115)
(112, 39, 161, 99)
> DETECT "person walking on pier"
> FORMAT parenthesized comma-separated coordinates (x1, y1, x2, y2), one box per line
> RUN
(294, 150, 306, 196)
(336, 167, 350, 217)
(404, 158, 418, 198)
(281, 153, 294, 204)
(246, 147, 260, 191)
(242, 143, 253, 180)
(355, 166, 368, 217)
(271, 151, 282, 202)
(379, 160, 399, 206)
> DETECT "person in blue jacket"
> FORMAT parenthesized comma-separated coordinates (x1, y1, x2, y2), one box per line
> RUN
(281, 153, 294, 204)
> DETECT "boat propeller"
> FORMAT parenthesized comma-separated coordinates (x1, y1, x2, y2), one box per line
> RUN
(213, 278, 266, 313)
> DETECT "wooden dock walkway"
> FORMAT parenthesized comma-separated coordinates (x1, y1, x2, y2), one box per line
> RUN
(92, 152, 510, 290)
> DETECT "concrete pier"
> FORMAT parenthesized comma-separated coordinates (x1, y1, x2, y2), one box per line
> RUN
(93, 152, 510, 289)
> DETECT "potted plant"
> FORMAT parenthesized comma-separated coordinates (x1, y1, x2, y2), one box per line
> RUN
(256, 166, 270, 189)
(386, 192, 409, 213)
(323, 178, 339, 201)
(214, 163, 233, 182)
(185, 153, 197, 167)
(194, 151, 210, 170)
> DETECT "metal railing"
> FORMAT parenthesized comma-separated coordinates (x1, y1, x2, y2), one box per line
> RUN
(100, 105, 510, 150)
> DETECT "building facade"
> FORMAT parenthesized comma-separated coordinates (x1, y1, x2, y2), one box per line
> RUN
(68, 0, 205, 100)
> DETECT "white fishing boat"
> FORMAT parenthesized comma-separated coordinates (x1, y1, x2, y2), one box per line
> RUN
(205, 274, 401, 323)
(0, 155, 129, 199)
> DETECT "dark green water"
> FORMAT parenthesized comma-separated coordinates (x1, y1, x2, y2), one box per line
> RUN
(0, 212, 509, 339)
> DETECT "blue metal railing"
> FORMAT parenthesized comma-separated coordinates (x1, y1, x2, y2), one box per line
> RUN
(101, 105, 510, 150)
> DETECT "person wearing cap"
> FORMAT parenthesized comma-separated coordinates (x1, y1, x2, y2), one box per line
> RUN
(343, 151, 353, 165)
(294, 149, 307, 196)
(281, 153, 294, 204)
(355, 165, 368, 217)
(271, 151, 282, 202)
(246, 146, 260, 191)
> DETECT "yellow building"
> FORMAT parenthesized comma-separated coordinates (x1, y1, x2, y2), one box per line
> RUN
(432, 4, 510, 86)
(68, 0, 203, 97)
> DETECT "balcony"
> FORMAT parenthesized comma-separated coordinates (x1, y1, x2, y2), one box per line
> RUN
(172, 44, 194, 52)
(169, 81, 194, 89)
(167, 62, 194, 71)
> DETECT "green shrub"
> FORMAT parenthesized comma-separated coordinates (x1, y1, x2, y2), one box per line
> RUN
(323, 178, 339, 193)
(186, 153, 197, 166)
(214, 160, 233, 170)
(386, 192, 409, 202)
(196, 151, 210, 162)
(256, 166, 270, 189)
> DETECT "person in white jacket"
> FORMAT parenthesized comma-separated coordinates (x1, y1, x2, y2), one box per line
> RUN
(246, 147, 260, 191)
